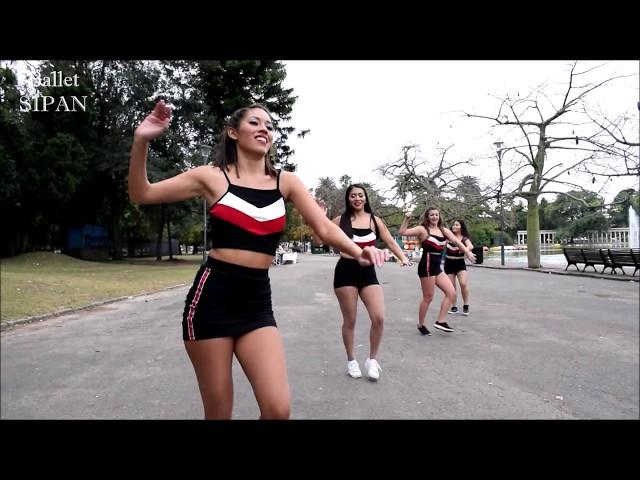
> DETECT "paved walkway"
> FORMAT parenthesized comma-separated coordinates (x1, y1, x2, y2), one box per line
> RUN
(2, 254, 638, 419)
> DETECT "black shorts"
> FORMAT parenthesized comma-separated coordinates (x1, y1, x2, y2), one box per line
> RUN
(418, 252, 443, 278)
(182, 257, 276, 341)
(333, 257, 379, 289)
(444, 258, 467, 275)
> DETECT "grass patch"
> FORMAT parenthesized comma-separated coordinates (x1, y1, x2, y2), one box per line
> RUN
(1, 252, 202, 322)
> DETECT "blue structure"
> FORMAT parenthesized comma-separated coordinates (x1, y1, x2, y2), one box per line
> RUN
(67, 225, 111, 260)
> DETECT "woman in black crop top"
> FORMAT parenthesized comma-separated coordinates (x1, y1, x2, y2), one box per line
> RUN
(331, 184, 410, 381)
(399, 207, 476, 335)
(444, 219, 474, 316)
(129, 101, 386, 419)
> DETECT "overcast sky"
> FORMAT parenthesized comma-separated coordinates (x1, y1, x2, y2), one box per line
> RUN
(8, 60, 638, 204)
(281, 60, 639, 203)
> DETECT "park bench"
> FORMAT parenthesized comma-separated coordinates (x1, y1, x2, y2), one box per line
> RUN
(563, 248, 585, 271)
(581, 248, 615, 273)
(563, 247, 609, 272)
(607, 248, 640, 276)
(564, 247, 639, 276)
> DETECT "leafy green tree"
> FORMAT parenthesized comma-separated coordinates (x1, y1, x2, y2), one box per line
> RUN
(608, 188, 639, 227)
(546, 191, 608, 243)
(1, 65, 30, 256)
(196, 60, 301, 170)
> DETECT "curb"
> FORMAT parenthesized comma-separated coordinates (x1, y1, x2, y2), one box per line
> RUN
(471, 263, 639, 282)
(1, 283, 188, 332)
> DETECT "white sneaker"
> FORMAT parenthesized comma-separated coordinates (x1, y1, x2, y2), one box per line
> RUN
(347, 359, 362, 378)
(364, 358, 382, 381)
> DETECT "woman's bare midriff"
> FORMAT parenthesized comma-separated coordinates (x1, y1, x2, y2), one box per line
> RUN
(209, 248, 274, 269)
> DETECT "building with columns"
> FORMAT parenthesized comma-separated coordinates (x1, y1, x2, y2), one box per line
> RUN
(516, 228, 631, 247)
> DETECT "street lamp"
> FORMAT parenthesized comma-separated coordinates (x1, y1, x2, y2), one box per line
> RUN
(197, 144, 213, 263)
(493, 141, 505, 266)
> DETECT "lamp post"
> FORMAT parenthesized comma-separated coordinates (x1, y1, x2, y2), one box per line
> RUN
(198, 144, 213, 263)
(493, 141, 505, 266)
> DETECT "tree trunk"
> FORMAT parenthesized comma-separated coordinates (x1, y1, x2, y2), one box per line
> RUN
(111, 216, 123, 260)
(127, 235, 135, 258)
(166, 213, 173, 260)
(156, 204, 165, 261)
(526, 196, 541, 268)
(19, 231, 29, 254)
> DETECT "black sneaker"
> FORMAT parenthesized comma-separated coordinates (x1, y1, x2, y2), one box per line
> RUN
(434, 321, 454, 332)
(417, 324, 432, 336)
(448, 306, 458, 314)
(462, 305, 469, 316)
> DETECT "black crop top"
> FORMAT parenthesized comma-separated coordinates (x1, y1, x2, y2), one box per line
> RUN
(352, 227, 377, 248)
(351, 215, 378, 248)
(446, 237, 467, 258)
(421, 231, 447, 253)
(208, 168, 286, 255)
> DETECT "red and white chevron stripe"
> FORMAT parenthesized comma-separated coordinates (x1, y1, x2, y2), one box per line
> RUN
(353, 231, 376, 248)
(209, 192, 285, 235)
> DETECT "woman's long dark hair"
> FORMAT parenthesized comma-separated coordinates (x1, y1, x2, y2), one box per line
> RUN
(214, 103, 277, 178)
(339, 184, 381, 238)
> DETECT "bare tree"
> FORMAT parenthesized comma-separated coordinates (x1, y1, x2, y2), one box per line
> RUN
(464, 61, 639, 268)
(579, 105, 640, 178)
(377, 144, 484, 216)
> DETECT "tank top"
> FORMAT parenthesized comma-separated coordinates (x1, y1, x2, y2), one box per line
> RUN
(350, 215, 377, 248)
(446, 237, 468, 259)
(208, 168, 286, 255)
(421, 229, 447, 254)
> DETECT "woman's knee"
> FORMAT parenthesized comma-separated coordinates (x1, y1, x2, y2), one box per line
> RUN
(342, 317, 357, 329)
(370, 313, 384, 328)
(260, 399, 291, 420)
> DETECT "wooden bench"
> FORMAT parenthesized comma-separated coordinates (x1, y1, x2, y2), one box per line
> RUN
(563, 248, 584, 271)
(607, 248, 640, 276)
(581, 248, 615, 273)
(563, 247, 617, 274)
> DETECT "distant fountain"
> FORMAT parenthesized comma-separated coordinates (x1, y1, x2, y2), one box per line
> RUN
(630, 206, 640, 248)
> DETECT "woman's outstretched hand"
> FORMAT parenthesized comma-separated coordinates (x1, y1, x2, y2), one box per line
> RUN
(466, 251, 477, 264)
(357, 246, 388, 267)
(134, 100, 172, 142)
